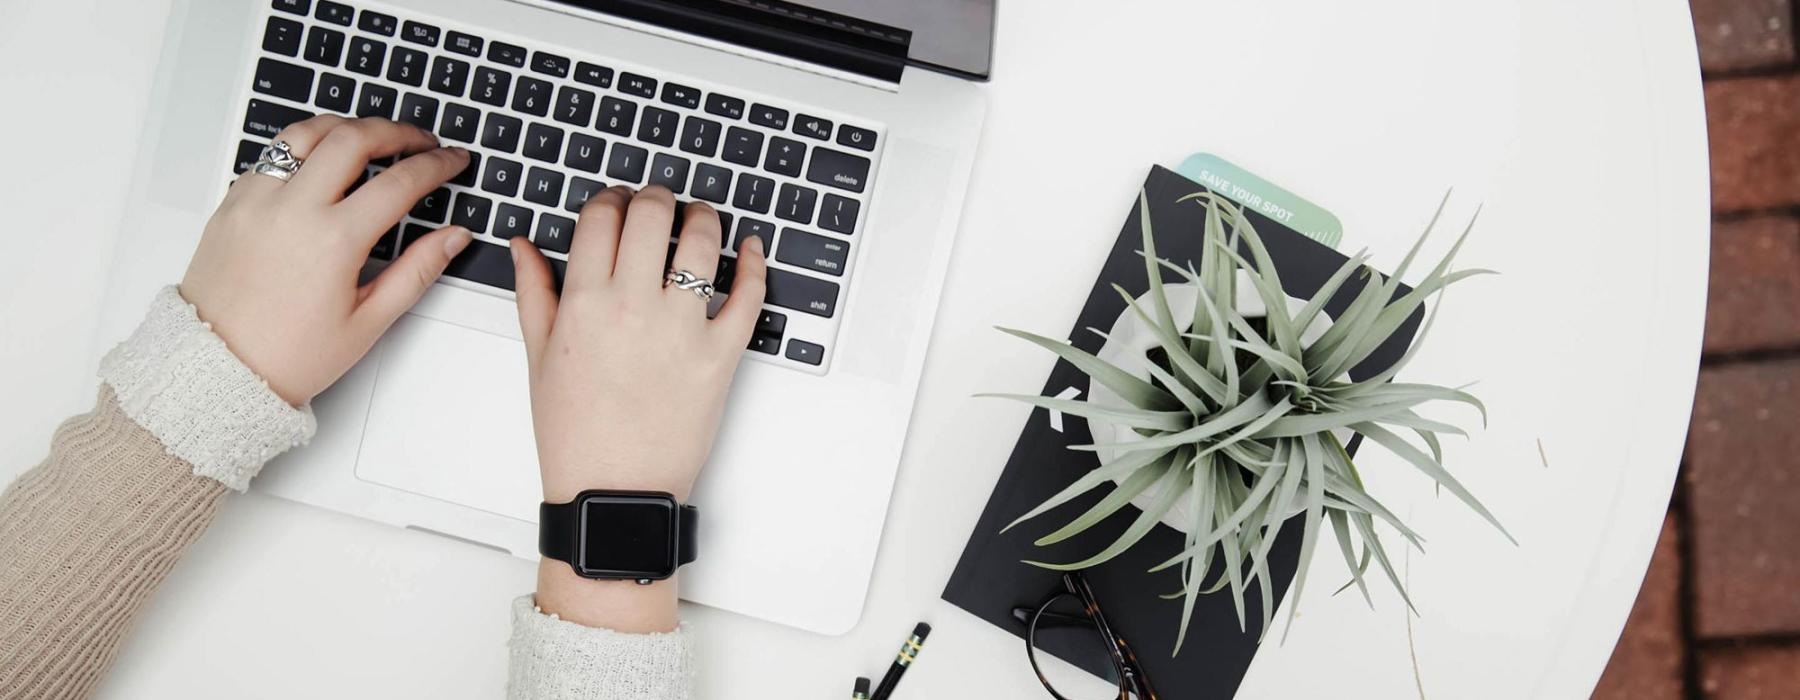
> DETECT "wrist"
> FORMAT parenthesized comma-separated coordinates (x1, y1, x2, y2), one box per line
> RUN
(538, 457, 697, 503)
(535, 559, 679, 633)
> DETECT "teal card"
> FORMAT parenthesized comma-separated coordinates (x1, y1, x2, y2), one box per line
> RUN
(1176, 153, 1343, 248)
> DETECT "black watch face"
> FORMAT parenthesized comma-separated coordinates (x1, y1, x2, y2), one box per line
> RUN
(578, 494, 678, 578)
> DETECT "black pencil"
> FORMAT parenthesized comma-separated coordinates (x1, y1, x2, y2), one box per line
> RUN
(870, 622, 931, 700)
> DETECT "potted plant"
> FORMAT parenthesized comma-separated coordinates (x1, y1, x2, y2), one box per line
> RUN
(985, 190, 1511, 650)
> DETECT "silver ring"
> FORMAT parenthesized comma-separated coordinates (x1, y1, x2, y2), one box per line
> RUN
(251, 140, 303, 182)
(664, 269, 716, 301)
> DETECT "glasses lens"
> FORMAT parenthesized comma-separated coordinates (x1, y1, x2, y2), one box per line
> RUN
(1027, 594, 1129, 700)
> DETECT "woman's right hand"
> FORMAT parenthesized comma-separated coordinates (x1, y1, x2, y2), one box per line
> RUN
(510, 184, 766, 632)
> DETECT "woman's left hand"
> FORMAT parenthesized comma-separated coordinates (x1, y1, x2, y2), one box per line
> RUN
(180, 115, 473, 405)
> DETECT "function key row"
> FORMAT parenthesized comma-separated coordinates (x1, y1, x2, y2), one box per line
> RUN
(267, 1, 878, 150)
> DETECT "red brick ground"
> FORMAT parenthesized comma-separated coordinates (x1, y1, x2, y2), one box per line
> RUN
(1594, 2, 1800, 697)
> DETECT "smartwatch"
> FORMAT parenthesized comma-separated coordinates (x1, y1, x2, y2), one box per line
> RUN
(539, 490, 698, 583)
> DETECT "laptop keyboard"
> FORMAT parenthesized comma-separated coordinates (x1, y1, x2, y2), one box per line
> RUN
(233, 0, 885, 374)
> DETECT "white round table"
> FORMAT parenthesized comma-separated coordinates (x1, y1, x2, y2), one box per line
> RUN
(0, 0, 1707, 697)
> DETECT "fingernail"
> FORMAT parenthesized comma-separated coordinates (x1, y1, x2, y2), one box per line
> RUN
(747, 236, 765, 257)
(444, 227, 472, 256)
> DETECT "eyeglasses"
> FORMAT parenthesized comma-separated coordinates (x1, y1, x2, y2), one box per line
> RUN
(1011, 571, 1157, 700)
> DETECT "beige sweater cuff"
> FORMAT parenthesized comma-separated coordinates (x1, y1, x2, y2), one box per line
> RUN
(97, 286, 315, 491)
(507, 595, 695, 699)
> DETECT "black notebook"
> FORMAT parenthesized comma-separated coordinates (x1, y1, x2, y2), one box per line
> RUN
(942, 165, 1423, 698)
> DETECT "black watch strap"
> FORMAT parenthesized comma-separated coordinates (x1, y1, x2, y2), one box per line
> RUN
(539, 494, 698, 575)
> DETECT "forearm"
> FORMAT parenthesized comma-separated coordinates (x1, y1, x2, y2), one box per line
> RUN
(0, 389, 229, 700)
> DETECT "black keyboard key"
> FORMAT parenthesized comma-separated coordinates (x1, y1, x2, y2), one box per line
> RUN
(837, 124, 876, 151)
(553, 86, 596, 127)
(401, 223, 434, 252)
(819, 194, 859, 234)
(793, 114, 831, 140)
(445, 31, 483, 57)
(233, 139, 264, 174)
(346, 36, 385, 77)
(756, 310, 787, 336)
(776, 228, 847, 276)
(564, 133, 605, 173)
(314, 0, 353, 26)
(748, 334, 779, 355)
(438, 102, 480, 142)
(304, 26, 345, 67)
(723, 127, 762, 167)
(524, 167, 564, 207)
(705, 93, 745, 120)
(806, 147, 872, 193)
(451, 192, 493, 233)
(766, 268, 839, 317)
(263, 16, 304, 56)
(637, 107, 678, 147)
(714, 254, 736, 291)
(596, 97, 636, 136)
(785, 339, 824, 365)
(371, 224, 398, 260)
(531, 51, 570, 77)
(512, 76, 552, 116)
(763, 137, 804, 177)
(244, 99, 312, 138)
(401, 20, 440, 46)
(716, 212, 735, 241)
(410, 187, 451, 223)
(661, 82, 700, 109)
(355, 83, 397, 119)
(692, 163, 731, 204)
(397, 93, 438, 131)
(523, 122, 564, 162)
(253, 58, 313, 102)
(734, 217, 775, 251)
(480, 113, 523, 152)
(619, 72, 656, 98)
(451, 152, 481, 187)
(535, 213, 576, 253)
(565, 176, 604, 213)
(732, 173, 774, 213)
(749, 103, 788, 129)
(679, 116, 721, 157)
(606, 143, 648, 182)
(775, 184, 817, 225)
(471, 67, 510, 107)
(388, 46, 427, 86)
(314, 72, 355, 113)
(648, 153, 690, 194)
(482, 157, 523, 197)
(429, 56, 470, 97)
(488, 41, 527, 68)
(574, 61, 613, 88)
(445, 240, 514, 290)
(359, 10, 397, 36)
(493, 203, 533, 240)
(272, 0, 309, 16)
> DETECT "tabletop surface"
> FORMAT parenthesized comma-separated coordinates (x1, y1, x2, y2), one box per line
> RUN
(0, 0, 1709, 697)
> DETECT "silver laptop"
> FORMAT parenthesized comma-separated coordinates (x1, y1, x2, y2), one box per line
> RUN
(99, 0, 990, 635)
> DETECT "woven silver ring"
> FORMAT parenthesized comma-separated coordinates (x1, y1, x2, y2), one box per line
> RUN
(664, 269, 716, 301)
(251, 140, 303, 183)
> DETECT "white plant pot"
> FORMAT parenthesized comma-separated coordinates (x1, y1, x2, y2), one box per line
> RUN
(1085, 274, 1330, 534)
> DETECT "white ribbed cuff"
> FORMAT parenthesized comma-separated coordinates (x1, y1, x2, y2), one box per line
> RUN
(508, 595, 694, 700)
(98, 286, 316, 491)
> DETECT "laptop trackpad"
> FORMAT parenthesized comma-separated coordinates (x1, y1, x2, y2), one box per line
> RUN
(355, 313, 541, 523)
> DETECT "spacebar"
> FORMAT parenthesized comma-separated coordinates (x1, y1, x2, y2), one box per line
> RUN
(444, 240, 515, 291)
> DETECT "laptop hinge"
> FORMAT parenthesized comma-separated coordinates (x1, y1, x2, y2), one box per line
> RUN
(541, 0, 911, 83)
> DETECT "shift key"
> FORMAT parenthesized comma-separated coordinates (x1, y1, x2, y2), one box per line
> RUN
(765, 268, 838, 317)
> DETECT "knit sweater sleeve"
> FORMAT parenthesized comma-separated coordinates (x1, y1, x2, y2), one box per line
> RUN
(0, 287, 695, 699)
